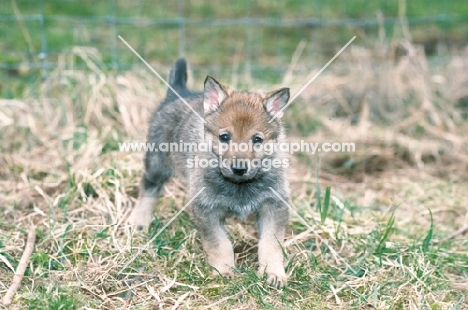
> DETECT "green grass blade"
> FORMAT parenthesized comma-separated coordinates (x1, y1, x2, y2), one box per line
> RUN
(321, 186, 331, 223)
(422, 208, 434, 252)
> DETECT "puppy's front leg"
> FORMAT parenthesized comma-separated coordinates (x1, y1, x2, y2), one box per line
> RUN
(257, 202, 289, 288)
(192, 205, 235, 277)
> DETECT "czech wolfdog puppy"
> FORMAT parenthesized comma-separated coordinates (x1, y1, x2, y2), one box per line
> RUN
(128, 58, 290, 287)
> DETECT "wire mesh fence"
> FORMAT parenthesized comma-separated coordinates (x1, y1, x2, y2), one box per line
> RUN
(1, 0, 468, 97)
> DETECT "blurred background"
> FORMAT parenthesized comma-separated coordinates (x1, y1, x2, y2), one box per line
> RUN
(1, 0, 468, 96)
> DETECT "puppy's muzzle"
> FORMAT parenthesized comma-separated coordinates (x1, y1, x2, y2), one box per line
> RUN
(231, 164, 248, 176)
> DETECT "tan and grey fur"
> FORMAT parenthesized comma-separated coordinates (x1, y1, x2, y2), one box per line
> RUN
(128, 58, 290, 287)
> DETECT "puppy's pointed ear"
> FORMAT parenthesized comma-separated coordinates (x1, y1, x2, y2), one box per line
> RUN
(263, 88, 290, 118)
(204, 76, 228, 114)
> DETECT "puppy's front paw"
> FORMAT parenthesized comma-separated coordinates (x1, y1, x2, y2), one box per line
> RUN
(204, 244, 236, 279)
(259, 267, 287, 288)
(266, 271, 287, 288)
(211, 264, 235, 278)
(210, 261, 234, 279)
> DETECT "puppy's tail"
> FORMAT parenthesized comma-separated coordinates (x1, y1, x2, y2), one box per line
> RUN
(167, 58, 188, 95)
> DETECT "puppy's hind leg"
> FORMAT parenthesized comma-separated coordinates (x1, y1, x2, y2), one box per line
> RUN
(128, 155, 172, 230)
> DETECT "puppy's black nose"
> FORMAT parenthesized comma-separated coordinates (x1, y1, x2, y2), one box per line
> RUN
(231, 166, 247, 176)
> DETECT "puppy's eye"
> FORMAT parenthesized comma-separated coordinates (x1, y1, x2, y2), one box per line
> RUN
(219, 134, 231, 143)
(253, 136, 263, 144)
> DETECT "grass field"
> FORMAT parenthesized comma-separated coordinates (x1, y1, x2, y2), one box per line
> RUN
(1, 1, 468, 309)
(2, 0, 468, 97)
